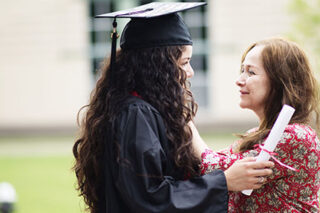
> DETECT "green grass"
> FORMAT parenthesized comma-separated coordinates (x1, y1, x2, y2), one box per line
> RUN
(0, 133, 235, 213)
(202, 132, 236, 150)
(0, 155, 84, 213)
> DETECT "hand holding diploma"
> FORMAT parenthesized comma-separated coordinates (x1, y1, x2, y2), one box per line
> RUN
(242, 104, 295, 196)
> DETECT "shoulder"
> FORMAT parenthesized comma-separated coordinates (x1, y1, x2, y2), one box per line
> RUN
(283, 123, 318, 142)
(278, 123, 320, 153)
(275, 125, 320, 174)
(115, 96, 165, 131)
(120, 96, 160, 116)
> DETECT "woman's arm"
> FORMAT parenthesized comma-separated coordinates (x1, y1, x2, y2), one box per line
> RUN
(189, 121, 208, 158)
(113, 105, 273, 212)
(263, 124, 320, 182)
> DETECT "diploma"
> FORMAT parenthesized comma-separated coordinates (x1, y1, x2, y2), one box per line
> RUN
(242, 104, 295, 196)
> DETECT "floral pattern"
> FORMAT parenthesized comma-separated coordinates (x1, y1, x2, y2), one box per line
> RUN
(201, 124, 320, 212)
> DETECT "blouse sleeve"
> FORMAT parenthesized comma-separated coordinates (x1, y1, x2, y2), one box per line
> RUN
(113, 104, 229, 213)
(266, 124, 320, 182)
(200, 145, 252, 175)
(200, 126, 262, 175)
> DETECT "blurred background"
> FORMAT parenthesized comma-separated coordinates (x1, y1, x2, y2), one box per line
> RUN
(0, 0, 319, 212)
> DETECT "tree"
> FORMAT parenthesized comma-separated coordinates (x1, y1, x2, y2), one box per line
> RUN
(287, 0, 320, 75)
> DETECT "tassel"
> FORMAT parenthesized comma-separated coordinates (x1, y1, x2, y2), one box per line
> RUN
(110, 18, 119, 74)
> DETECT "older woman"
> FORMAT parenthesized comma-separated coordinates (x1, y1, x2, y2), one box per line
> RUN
(199, 38, 320, 212)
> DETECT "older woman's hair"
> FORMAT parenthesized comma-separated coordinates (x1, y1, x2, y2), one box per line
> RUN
(237, 38, 320, 152)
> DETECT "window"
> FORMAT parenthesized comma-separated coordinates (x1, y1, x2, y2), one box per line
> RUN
(89, 0, 208, 108)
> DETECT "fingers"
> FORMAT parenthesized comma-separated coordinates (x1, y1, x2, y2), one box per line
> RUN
(251, 161, 275, 169)
(239, 160, 274, 170)
(239, 158, 274, 169)
(251, 183, 265, 189)
(241, 159, 274, 176)
(243, 176, 267, 190)
(238, 157, 256, 162)
(257, 176, 265, 184)
(224, 158, 274, 191)
(251, 168, 273, 177)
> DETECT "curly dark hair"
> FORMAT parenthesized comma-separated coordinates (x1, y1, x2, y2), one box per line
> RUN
(72, 45, 199, 213)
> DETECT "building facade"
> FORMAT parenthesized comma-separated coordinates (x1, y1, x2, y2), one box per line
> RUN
(0, 0, 291, 134)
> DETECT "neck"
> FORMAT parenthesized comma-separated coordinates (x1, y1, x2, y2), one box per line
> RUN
(254, 109, 264, 124)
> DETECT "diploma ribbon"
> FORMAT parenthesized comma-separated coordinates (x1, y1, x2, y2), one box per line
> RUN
(254, 144, 300, 172)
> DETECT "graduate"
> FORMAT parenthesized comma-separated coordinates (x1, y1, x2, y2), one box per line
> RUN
(72, 2, 274, 213)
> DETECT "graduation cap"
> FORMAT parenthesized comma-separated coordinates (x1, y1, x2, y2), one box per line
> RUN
(95, 2, 207, 73)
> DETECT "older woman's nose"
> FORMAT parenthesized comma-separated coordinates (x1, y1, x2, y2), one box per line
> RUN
(236, 73, 246, 86)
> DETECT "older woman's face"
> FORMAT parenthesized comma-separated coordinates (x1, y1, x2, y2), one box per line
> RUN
(178, 45, 194, 78)
(235, 45, 271, 120)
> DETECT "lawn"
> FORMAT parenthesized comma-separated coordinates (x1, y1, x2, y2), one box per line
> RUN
(0, 155, 84, 213)
(0, 133, 235, 213)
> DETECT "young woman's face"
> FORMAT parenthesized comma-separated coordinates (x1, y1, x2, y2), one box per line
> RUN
(178, 45, 194, 78)
(235, 45, 271, 120)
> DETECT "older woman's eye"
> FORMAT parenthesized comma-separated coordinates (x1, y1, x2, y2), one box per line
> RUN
(248, 70, 256, 75)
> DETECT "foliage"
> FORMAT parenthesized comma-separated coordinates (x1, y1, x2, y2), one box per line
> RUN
(287, 0, 320, 74)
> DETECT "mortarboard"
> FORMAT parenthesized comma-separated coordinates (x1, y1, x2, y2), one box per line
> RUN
(95, 2, 207, 73)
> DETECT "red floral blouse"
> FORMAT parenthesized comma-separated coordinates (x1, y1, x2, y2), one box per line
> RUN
(201, 124, 320, 212)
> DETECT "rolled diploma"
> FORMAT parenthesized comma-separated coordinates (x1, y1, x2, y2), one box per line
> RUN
(242, 104, 295, 196)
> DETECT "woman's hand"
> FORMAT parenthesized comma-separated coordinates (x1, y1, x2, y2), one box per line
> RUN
(224, 157, 274, 191)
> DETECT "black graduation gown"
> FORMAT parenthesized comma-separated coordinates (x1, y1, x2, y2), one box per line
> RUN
(102, 96, 228, 213)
